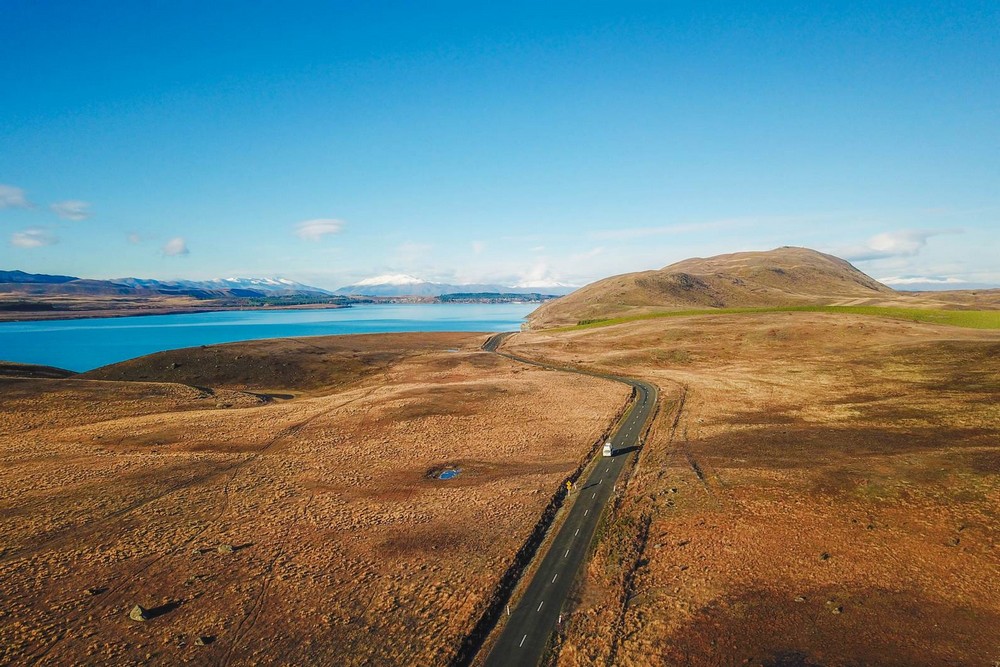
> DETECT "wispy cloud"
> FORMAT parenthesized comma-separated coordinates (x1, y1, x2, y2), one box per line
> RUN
(11, 227, 57, 248)
(471, 240, 486, 255)
(571, 246, 604, 262)
(0, 184, 31, 209)
(841, 229, 961, 262)
(162, 237, 189, 256)
(589, 219, 747, 240)
(295, 218, 344, 241)
(50, 200, 91, 220)
(394, 241, 433, 265)
(879, 275, 967, 286)
(127, 232, 142, 244)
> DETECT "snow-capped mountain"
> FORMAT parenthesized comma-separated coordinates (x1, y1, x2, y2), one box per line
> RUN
(115, 277, 332, 295)
(333, 274, 577, 297)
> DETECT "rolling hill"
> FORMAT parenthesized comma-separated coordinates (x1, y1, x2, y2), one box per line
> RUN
(527, 247, 897, 328)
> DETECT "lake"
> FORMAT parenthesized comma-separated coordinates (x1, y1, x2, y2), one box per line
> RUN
(0, 303, 535, 372)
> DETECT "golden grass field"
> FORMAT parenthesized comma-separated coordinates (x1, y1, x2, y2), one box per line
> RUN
(0, 332, 628, 665)
(506, 312, 1000, 666)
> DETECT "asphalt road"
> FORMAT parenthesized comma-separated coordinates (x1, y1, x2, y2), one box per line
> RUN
(480, 333, 658, 667)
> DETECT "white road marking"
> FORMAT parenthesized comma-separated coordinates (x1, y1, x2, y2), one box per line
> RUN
(584, 509, 589, 516)
(520, 634, 527, 647)
(564, 549, 570, 557)
(574, 528, 579, 536)
(592, 492, 596, 499)
(552, 574, 558, 583)
(537, 601, 544, 611)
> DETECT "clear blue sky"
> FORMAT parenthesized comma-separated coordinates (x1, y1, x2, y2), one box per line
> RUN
(2, 1, 997, 289)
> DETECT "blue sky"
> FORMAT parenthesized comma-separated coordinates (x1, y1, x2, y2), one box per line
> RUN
(1, 1, 997, 289)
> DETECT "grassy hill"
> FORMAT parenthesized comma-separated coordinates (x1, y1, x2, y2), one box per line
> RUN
(529, 247, 927, 329)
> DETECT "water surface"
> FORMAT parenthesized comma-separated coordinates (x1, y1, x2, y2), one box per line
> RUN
(0, 303, 533, 372)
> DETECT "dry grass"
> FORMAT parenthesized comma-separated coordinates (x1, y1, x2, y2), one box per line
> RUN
(508, 312, 1000, 666)
(0, 332, 629, 665)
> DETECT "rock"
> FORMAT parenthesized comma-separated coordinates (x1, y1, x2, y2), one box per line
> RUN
(217, 544, 234, 554)
(794, 596, 806, 603)
(129, 605, 149, 622)
(194, 635, 215, 646)
(820, 552, 830, 561)
(831, 605, 843, 614)
(85, 587, 105, 596)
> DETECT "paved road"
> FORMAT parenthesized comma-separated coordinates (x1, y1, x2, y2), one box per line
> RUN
(480, 333, 658, 667)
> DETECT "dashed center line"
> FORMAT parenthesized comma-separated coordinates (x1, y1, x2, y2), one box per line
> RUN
(574, 528, 579, 536)
(537, 601, 544, 612)
(584, 509, 589, 516)
(519, 634, 527, 648)
(552, 574, 558, 583)
(564, 549, 570, 558)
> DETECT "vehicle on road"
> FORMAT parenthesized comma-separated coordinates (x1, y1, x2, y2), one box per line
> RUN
(602, 441, 614, 457)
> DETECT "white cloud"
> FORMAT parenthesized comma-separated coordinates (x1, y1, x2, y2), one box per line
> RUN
(0, 184, 30, 209)
(11, 227, 57, 248)
(394, 241, 433, 265)
(879, 276, 967, 286)
(842, 229, 961, 262)
(295, 218, 344, 241)
(162, 237, 189, 256)
(471, 240, 486, 255)
(50, 200, 91, 220)
(127, 233, 142, 244)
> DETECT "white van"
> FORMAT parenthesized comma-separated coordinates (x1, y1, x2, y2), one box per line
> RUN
(602, 441, 614, 457)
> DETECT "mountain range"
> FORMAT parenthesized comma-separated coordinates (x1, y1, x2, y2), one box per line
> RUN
(331, 274, 577, 297)
(0, 271, 333, 299)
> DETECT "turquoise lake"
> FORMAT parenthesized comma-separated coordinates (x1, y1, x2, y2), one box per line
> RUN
(0, 303, 535, 372)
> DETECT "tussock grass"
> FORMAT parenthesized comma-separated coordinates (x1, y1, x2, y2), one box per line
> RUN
(555, 305, 1000, 332)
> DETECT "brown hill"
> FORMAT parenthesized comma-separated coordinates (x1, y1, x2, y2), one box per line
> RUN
(81, 331, 485, 393)
(528, 247, 895, 328)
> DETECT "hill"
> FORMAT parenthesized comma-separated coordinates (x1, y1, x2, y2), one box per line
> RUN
(527, 247, 896, 328)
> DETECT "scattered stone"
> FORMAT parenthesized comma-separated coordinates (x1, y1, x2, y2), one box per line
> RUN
(85, 587, 105, 596)
(948, 537, 960, 547)
(194, 635, 215, 646)
(820, 552, 831, 561)
(831, 605, 843, 614)
(794, 596, 806, 603)
(217, 544, 234, 554)
(677, 539, 690, 547)
(129, 605, 149, 622)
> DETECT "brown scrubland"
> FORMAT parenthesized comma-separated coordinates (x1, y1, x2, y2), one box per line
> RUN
(0, 332, 628, 665)
(2, 247, 998, 666)
(506, 312, 1000, 666)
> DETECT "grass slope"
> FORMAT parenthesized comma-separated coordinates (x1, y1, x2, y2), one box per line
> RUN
(555, 305, 1000, 331)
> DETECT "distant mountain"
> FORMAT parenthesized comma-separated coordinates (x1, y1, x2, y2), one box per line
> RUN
(527, 247, 897, 328)
(0, 270, 78, 284)
(0, 271, 333, 299)
(334, 274, 577, 297)
(114, 277, 333, 296)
